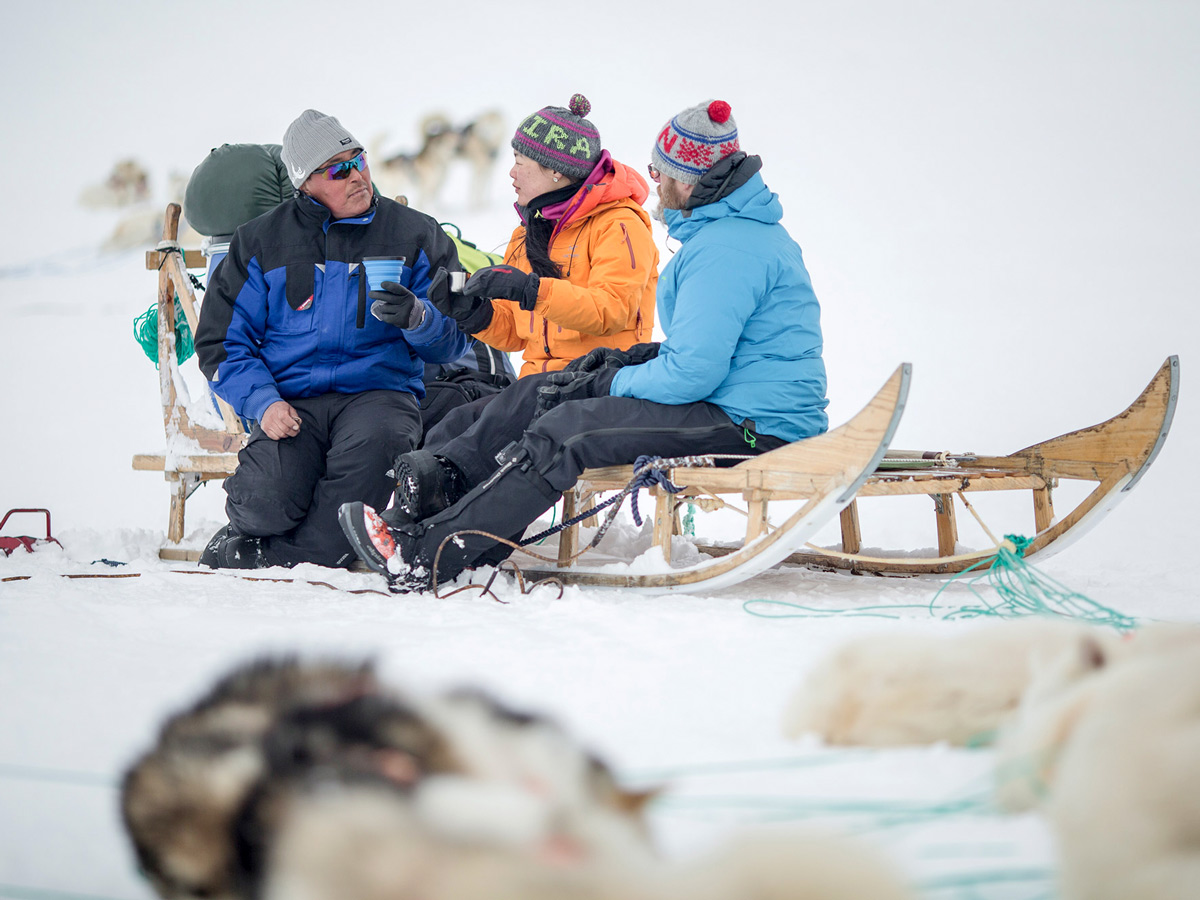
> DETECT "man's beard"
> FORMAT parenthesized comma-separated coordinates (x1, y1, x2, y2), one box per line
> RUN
(653, 179, 690, 222)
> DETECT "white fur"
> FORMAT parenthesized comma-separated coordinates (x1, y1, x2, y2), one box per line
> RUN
(267, 785, 916, 900)
(1048, 643, 1200, 900)
(416, 689, 654, 864)
(782, 619, 1109, 747)
(993, 622, 1200, 811)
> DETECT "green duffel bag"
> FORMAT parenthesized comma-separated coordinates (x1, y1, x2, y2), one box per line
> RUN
(183, 143, 292, 238)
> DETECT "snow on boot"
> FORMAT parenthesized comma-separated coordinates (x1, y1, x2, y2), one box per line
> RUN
(198, 524, 269, 570)
(338, 503, 397, 575)
(338, 502, 430, 593)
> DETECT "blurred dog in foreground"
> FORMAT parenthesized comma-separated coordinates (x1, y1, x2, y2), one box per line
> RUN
(122, 655, 915, 900)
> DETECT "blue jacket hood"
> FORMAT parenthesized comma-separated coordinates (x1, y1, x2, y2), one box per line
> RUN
(664, 173, 782, 242)
(611, 169, 828, 443)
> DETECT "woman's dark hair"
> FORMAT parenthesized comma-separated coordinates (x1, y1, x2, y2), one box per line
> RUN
(516, 179, 580, 279)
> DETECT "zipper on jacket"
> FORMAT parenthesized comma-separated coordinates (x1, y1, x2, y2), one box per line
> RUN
(356, 266, 366, 328)
(620, 222, 636, 269)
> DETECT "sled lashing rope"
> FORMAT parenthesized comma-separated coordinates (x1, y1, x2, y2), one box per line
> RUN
(518, 454, 731, 551)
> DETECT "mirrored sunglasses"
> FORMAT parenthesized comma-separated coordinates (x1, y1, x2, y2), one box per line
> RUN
(646, 163, 661, 183)
(317, 150, 367, 180)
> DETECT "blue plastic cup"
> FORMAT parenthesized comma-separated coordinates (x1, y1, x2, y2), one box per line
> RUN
(362, 256, 406, 292)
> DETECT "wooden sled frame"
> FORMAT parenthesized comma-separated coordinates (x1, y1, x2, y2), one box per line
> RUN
(132, 204, 247, 560)
(780, 355, 1180, 575)
(522, 364, 912, 593)
(528, 357, 1177, 591)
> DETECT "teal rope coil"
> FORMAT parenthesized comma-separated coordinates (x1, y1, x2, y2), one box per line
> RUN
(745, 534, 1137, 631)
(930, 534, 1137, 631)
(133, 294, 194, 368)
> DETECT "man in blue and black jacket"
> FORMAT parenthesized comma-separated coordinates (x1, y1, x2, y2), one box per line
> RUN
(195, 109, 469, 569)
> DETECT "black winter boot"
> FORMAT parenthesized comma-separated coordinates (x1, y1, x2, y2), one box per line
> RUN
(199, 524, 270, 570)
(390, 449, 468, 521)
(415, 446, 561, 587)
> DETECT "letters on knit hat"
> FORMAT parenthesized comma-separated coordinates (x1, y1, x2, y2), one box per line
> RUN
(651, 100, 739, 185)
(511, 94, 602, 181)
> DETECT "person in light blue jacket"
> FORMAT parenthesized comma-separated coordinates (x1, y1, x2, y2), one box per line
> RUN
(339, 100, 830, 593)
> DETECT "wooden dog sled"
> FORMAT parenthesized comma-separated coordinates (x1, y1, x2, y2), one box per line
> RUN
(522, 357, 1177, 592)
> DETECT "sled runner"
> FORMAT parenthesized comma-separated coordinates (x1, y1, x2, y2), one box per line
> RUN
(522, 357, 1176, 590)
(518, 363, 912, 593)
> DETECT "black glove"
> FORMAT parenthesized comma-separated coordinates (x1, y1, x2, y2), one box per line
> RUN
(464, 264, 541, 312)
(564, 342, 661, 374)
(624, 342, 662, 366)
(370, 281, 425, 330)
(534, 367, 618, 418)
(428, 266, 494, 334)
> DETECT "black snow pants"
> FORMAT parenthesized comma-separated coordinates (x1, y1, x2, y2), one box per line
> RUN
(224, 390, 422, 567)
(415, 373, 784, 582)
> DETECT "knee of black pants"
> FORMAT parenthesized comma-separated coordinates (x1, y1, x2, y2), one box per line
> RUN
(224, 463, 313, 537)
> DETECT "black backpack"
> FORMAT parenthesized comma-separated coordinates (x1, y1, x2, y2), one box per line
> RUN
(420, 341, 515, 430)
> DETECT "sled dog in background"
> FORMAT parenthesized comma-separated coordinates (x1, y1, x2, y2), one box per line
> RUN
(370, 110, 505, 212)
(78, 158, 151, 209)
(781, 618, 1119, 748)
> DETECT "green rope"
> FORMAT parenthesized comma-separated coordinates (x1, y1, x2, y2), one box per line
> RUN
(534, 502, 557, 545)
(930, 534, 1137, 631)
(682, 501, 696, 537)
(0, 886, 136, 900)
(653, 785, 999, 830)
(133, 294, 194, 367)
(0, 763, 114, 788)
(745, 534, 1137, 631)
(917, 869, 1054, 895)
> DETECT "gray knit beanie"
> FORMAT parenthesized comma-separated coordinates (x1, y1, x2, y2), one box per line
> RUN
(511, 94, 602, 181)
(651, 100, 740, 185)
(281, 109, 362, 188)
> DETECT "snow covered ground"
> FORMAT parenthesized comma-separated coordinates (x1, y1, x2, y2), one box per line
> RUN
(1, 2, 1197, 897)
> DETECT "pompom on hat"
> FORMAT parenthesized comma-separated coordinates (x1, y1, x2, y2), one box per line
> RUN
(512, 93, 603, 181)
(651, 100, 740, 185)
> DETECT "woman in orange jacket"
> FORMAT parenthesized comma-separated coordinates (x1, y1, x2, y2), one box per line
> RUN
(424, 94, 658, 448)
(386, 95, 659, 520)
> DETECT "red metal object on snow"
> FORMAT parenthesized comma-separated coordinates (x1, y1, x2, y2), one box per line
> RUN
(0, 508, 63, 556)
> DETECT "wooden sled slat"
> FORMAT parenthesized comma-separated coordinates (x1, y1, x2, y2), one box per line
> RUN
(520, 363, 912, 593)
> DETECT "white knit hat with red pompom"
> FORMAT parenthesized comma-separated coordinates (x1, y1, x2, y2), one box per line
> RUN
(651, 99, 740, 185)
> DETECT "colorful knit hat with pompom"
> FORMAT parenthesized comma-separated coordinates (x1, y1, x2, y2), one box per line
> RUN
(651, 99, 740, 185)
(512, 93, 603, 180)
